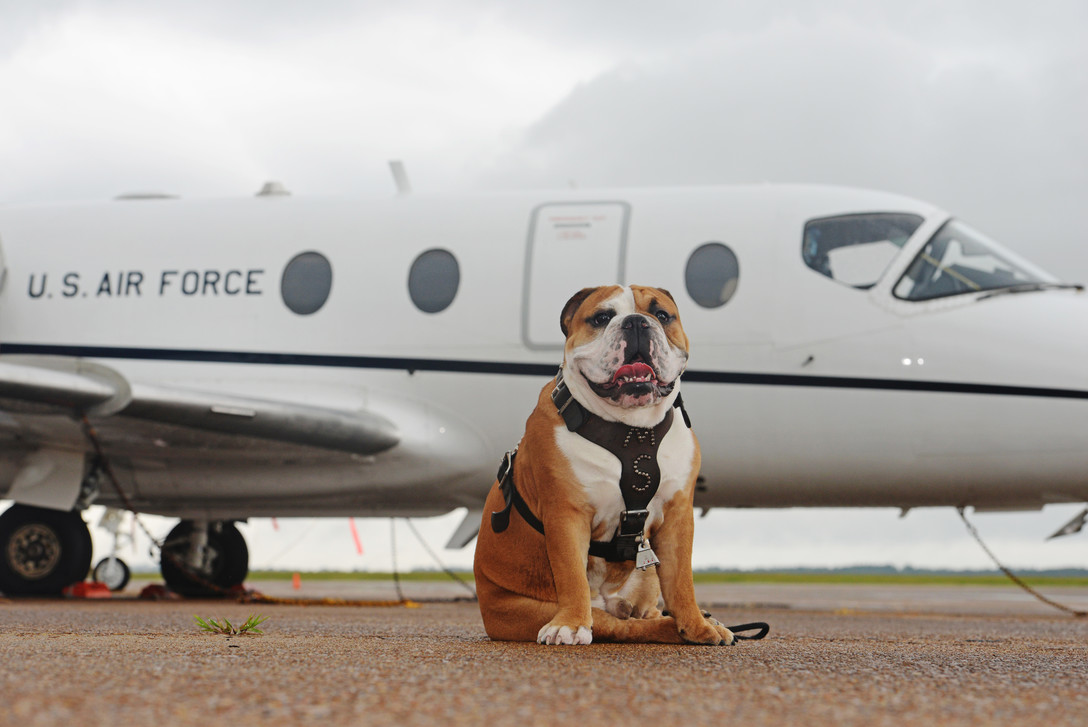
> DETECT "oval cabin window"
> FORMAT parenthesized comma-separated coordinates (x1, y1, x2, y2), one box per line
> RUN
(408, 248, 460, 313)
(281, 251, 333, 315)
(685, 242, 739, 308)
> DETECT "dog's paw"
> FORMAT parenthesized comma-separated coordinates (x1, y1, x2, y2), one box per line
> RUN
(701, 612, 725, 628)
(537, 622, 593, 645)
(676, 617, 735, 646)
(604, 597, 634, 620)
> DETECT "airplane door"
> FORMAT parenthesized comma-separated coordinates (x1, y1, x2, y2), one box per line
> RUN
(0, 234, 6, 301)
(522, 202, 630, 348)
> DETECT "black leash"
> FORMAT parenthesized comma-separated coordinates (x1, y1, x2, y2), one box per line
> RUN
(727, 622, 771, 640)
(663, 609, 771, 641)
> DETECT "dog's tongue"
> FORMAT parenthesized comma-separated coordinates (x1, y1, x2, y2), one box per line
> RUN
(612, 362, 655, 384)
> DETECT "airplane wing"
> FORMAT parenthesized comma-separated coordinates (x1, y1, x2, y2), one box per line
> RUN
(0, 355, 400, 456)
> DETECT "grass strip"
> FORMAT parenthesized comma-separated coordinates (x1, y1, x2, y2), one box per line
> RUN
(132, 569, 1088, 587)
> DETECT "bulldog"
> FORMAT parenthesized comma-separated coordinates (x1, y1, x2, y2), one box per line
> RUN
(473, 284, 735, 645)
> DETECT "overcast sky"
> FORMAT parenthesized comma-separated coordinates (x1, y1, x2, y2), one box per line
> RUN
(3, 1, 1086, 573)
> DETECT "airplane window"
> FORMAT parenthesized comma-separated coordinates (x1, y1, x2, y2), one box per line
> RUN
(281, 251, 333, 315)
(408, 248, 460, 313)
(803, 213, 923, 289)
(894, 220, 1052, 301)
(685, 242, 739, 308)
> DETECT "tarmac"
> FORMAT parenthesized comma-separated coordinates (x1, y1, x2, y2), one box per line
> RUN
(3, 579, 1088, 727)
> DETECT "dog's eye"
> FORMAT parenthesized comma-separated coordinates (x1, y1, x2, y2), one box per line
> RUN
(590, 311, 615, 328)
(655, 310, 673, 324)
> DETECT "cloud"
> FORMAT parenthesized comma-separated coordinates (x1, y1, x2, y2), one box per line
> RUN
(0, 2, 610, 201)
(479, 8, 1088, 277)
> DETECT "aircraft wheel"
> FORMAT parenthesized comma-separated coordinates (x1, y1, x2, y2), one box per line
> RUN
(93, 556, 132, 591)
(160, 520, 249, 598)
(0, 505, 93, 596)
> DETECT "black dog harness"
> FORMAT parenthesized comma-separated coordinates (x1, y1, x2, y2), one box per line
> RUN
(490, 367, 690, 568)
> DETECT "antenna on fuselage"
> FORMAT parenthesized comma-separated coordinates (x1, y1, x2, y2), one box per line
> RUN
(256, 181, 291, 197)
(389, 160, 412, 195)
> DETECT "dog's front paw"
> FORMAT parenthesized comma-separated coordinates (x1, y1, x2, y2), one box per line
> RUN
(537, 621, 593, 645)
(676, 617, 734, 646)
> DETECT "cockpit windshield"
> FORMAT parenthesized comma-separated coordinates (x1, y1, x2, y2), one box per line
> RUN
(893, 220, 1054, 301)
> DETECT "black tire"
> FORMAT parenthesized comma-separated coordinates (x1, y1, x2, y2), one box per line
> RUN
(93, 556, 131, 591)
(0, 505, 93, 596)
(160, 520, 249, 598)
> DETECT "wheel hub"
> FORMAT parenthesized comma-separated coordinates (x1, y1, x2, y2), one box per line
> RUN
(94, 558, 129, 591)
(6, 524, 62, 580)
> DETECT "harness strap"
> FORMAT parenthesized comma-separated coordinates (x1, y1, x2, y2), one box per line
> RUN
(489, 449, 636, 562)
(489, 448, 543, 535)
(550, 371, 588, 432)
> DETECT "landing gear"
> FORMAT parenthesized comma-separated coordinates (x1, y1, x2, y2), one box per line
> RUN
(160, 520, 249, 597)
(0, 505, 93, 596)
(90, 508, 132, 591)
(92, 556, 131, 591)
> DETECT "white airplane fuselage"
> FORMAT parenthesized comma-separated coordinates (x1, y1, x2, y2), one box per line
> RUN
(1, 184, 1086, 523)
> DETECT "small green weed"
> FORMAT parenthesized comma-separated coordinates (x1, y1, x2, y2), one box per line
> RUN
(194, 614, 268, 635)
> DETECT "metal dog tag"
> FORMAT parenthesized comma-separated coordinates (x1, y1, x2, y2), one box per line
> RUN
(635, 540, 660, 570)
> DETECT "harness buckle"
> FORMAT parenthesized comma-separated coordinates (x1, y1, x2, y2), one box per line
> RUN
(602, 509, 651, 563)
(619, 509, 650, 535)
(496, 446, 517, 485)
(550, 380, 572, 415)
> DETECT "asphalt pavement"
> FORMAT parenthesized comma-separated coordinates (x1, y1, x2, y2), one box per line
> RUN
(3, 580, 1087, 726)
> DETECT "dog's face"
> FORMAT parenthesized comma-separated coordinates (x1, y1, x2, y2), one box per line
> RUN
(560, 285, 689, 423)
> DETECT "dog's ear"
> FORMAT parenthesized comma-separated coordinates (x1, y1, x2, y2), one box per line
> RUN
(560, 287, 599, 338)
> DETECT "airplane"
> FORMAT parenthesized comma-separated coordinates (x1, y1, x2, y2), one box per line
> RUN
(0, 178, 1086, 596)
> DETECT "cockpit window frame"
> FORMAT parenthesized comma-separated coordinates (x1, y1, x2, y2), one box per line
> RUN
(802, 212, 925, 291)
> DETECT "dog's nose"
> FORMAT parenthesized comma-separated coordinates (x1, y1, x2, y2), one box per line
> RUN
(621, 315, 653, 363)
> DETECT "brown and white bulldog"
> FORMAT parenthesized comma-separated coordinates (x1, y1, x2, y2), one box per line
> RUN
(473, 284, 734, 645)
